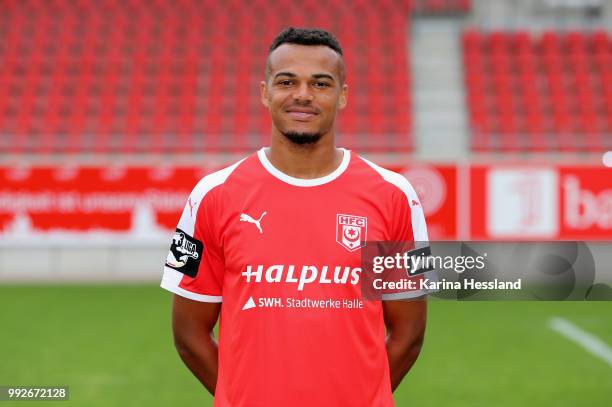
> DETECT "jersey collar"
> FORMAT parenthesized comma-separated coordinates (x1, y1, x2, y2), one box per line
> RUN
(257, 147, 351, 187)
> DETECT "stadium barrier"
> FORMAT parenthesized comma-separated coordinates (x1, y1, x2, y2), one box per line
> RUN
(0, 163, 610, 280)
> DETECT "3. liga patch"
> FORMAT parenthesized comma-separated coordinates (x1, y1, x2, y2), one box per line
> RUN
(336, 214, 368, 252)
(165, 228, 203, 278)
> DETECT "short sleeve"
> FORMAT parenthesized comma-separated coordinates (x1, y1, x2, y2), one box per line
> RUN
(160, 160, 244, 301)
(160, 187, 224, 302)
(382, 175, 434, 300)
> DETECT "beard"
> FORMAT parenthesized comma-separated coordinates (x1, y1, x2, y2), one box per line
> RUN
(282, 131, 323, 145)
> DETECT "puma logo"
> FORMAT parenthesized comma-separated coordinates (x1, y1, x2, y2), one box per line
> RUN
(240, 211, 267, 234)
(188, 197, 199, 217)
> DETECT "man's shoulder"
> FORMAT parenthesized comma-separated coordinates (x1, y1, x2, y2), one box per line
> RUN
(189, 153, 257, 201)
(350, 153, 417, 199)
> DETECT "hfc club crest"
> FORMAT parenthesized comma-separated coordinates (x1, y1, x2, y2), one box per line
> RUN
(336, 214, 368, 252)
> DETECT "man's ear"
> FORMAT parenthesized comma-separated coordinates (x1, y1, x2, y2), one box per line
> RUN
(260, 80, 270, 109)
(338, 83, 348, 110)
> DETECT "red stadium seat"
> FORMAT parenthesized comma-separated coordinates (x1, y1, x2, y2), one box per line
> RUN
(463, 29, 612, 152)
(0, 0, 414, 153)
(413, 0, 472, 14)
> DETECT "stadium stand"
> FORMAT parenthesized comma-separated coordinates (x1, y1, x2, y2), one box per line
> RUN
(412, 0, 471, 14)
(0, 0, 413, 154)
(463, 29, 612, 152)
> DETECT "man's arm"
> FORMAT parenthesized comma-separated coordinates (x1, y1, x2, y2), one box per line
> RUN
(171, 294, 221, 395)
(382, 297, 427, 391)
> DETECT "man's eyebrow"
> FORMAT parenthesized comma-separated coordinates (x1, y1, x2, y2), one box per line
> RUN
(272, 72, 335, 81)
(273, 72, 297, 79)
(312, 73, 335, 82)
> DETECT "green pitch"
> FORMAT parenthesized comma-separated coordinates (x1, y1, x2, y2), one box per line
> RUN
(0, 285, 610, 406)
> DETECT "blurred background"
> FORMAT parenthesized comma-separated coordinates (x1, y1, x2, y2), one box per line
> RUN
(0, 0, 610, 406)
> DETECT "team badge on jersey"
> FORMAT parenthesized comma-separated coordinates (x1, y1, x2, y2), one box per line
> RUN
(336, 214, 368, 252)
(165, 228, 203, 277)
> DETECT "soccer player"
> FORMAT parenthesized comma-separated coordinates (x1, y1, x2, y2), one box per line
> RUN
(161, 27, 429, 406)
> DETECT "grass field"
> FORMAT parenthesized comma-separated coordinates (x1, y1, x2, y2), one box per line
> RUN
(0, 285, 610, 406)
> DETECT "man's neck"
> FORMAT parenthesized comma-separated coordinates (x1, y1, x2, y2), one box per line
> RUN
(266, 133, 344, 179)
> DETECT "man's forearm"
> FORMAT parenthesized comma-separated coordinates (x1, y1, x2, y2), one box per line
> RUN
(175, 333, 219, 395)
(386, 333, 424, 391)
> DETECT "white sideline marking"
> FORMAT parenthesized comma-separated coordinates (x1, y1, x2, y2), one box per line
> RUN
(549, 317, 612, 367)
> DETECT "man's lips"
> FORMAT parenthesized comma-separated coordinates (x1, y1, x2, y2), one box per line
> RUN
(285, 108, 319, 121)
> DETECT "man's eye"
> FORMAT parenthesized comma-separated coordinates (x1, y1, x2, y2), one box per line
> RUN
(314, 82, 330, 87)
(278, 80, 293, 86)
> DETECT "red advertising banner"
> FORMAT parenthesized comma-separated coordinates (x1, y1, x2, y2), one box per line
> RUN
(559, 167, 612, 239)
(389, 165, 457, 240)
(0, 166, 210, 244)
(470, 164, 612, 240)
(0, 163, 610, 244)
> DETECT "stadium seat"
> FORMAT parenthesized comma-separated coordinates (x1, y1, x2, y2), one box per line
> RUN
(412, 0, 471, 14)
(0, 0, 415, 154)
(463, 29, 612, 152)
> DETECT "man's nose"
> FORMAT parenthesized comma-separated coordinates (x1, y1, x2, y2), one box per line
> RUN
(293, 83, 313, 103)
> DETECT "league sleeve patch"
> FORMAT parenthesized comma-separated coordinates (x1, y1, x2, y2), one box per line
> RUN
(165, 228, 204, 278)
(406, 245, 434, 276)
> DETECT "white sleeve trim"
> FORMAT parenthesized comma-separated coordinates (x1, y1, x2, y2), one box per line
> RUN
(161, 266, 223, 303)
(381, 269, 439, 300)
(382, 290, 429, 300)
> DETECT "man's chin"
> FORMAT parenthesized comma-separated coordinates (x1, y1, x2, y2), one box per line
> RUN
(282, 131, 323, 145)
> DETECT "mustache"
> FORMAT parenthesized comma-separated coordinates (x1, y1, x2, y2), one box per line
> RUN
(284, 104, 320, 114)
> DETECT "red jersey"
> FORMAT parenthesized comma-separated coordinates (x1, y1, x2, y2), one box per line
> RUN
(161, 148, 429, 407)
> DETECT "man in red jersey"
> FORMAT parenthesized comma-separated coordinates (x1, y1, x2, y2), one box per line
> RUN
(161, 27, 429, 407)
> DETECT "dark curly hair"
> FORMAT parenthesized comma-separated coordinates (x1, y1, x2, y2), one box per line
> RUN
(269, 27, 343, 55)
(266, 27, 345, 83)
